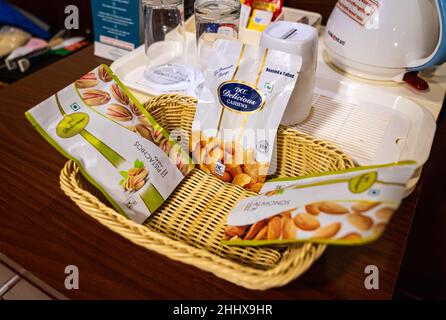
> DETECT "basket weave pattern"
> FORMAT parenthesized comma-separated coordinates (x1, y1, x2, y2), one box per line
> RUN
(60, 94, 354, 290)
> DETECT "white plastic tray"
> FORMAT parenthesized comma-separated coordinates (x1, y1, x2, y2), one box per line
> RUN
(296, 77, 436, 168)
(111, 44, 436, 168)
(111, 8, 437, 196)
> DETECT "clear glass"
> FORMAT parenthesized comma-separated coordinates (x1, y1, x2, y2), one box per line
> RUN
(142, 0, 191, 87)
(194, 0, 241, 77)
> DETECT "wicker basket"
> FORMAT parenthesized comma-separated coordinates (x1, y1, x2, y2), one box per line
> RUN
(60, 94, 354, 290)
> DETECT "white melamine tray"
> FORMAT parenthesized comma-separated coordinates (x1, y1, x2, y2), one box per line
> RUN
(112, 43, 436, 170)
(111, 9, 437, 196)
(297, 77, 436, 168)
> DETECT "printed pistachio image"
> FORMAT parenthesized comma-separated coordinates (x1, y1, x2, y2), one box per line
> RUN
(224, 201, 395, 243)
(135, 118, 170, 150)
(106, 104, 133, 122)
(169, 145, 195, 176)
(75, 72, 98, 88)
(82, 89, 111, 106)
(130, 102, 143, 116)
(134, 117, 193, 177)
(110, 83, 130, 105)
(98, 65, 112, 82)
(119, 159, 149, 192)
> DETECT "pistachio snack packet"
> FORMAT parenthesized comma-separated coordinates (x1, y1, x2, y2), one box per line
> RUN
(190, 39, 302, 192)
(26, 64, 193, 224)
(223, 161, 416, 246)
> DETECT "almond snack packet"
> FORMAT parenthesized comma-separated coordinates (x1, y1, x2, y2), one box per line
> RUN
(191, 39, 301, 192)
(26, 65, 193, 224)
(223, 161, 416, 245)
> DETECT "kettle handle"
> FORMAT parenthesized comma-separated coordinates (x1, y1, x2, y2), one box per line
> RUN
(408, 0, 446, 71)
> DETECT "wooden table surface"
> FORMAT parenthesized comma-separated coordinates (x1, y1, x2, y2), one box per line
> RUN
(0, 46, 442, 299)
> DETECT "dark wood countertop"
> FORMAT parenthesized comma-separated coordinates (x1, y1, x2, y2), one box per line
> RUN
(0, 45, 444, 299)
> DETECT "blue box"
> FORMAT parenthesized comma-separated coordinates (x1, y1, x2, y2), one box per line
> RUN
(91, 0, 143, 60)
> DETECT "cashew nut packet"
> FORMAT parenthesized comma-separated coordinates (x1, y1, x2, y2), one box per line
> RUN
(191, 39, 302, 192)
(223, 161, 417, 246)
(25, 64, 193, 224)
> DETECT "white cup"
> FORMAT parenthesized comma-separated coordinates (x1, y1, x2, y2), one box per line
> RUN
(260, 21, 318, 125)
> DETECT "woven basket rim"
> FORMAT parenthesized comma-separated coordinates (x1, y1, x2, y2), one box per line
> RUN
(58, 94, 356, 290)
(60, 160, 327, 290)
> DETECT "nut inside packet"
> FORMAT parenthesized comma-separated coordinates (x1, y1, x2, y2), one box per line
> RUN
(191, 39, 302, 192)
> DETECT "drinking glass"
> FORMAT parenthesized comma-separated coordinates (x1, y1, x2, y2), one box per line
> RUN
(194, 0, 241, 82)
(142, 0, 192, 88)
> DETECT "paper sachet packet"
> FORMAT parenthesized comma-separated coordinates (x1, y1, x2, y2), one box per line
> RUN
(223, 161, 416, 245)
(190, 39, 302, 192)
(26, 64, 193, 224)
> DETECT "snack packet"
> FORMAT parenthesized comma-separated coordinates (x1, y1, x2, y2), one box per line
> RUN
(191, 39, 301, 192)
(240, 3, 252, 28)
(252, 0, 283, 20)
(223, 161, 416, 245)
(26, 64, 193, 224)
(247, 9, 274, 32)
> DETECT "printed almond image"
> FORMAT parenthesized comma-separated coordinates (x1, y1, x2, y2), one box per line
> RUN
(347, 213, 373, 231)
(294, 213, 320, 231)
(312, 222, 342, 239)
(373, 222, 387, 236)
(243, 220, 267, 241)
(282, 218, 297, 240)
(223, 225, 246, 240)
(375, 207, 395, 221)
(120, 159, 148, 192)
(319, 202, 349, 215)
(223, 199, 396, 245)
(305, 203, 321, 215)
(223, 162, 416, 246)
(351, 201, 380, 212)
(75, 72, 98, 88)
(339, 232, 362, 240)
(224, 199, 404, 245)
(82, 89, 111, 106)
(225, 209, 299, 242)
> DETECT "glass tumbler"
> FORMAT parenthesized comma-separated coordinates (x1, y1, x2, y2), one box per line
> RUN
(194, 0, 241, 81)
(142, 0, 193, 89)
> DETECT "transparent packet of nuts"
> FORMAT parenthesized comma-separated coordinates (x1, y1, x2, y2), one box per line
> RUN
(223, 161, 417, 246)
(25, 64, 193, 224)
(190, 39, 301, 192)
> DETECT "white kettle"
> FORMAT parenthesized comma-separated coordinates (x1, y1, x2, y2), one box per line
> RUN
(324, 0, 446, 81)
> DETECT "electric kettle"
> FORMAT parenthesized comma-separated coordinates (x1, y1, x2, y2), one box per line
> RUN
(323, 0, 446, 81)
